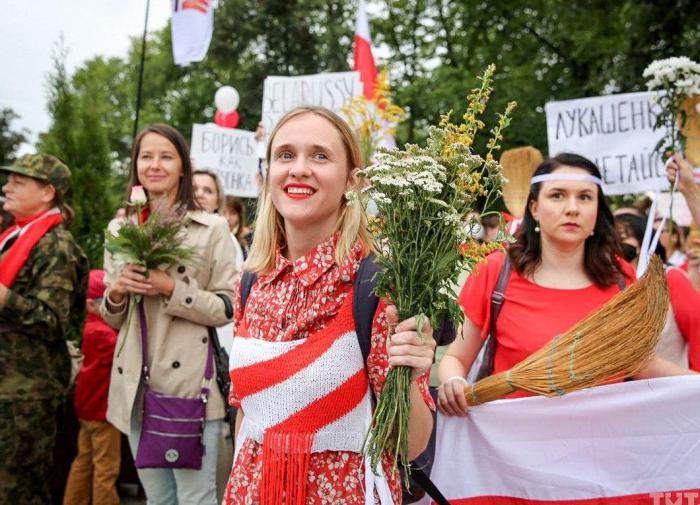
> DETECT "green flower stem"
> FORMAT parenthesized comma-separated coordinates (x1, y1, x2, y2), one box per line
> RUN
(116, 293, 142, 358)
(365, 365, 413, 476)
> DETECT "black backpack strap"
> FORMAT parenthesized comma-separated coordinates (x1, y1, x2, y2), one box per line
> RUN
(239, 271, 258, 312)
(409, 466, 452, 505)
(474, 254, 512, 382)
(353, 253, 381, 363)
(353, 259, 452, 505)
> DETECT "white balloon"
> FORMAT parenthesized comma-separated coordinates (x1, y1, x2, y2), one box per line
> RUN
(214, 86, 240, 114)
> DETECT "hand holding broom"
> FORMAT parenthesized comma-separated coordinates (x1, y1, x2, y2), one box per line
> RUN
(465, 255, 668, 406)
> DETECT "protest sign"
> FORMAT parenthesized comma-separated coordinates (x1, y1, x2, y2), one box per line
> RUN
(546, 92, 669, 195)
(262, 71, 363, 133)
(190, 124, 260, 198)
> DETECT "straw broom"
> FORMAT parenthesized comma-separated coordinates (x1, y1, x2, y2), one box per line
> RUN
(465, 255, 669, 406)
(500, 146, 543, 218)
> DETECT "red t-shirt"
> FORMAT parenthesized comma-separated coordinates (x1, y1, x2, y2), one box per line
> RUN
(666, 267, 700, 371)
(458, 252, 635, 397)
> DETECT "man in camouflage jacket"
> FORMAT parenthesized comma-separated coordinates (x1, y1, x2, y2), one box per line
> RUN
(0, 154, 89, 505)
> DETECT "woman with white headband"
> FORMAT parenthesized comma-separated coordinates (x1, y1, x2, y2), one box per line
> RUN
(437, 152, 691, 416)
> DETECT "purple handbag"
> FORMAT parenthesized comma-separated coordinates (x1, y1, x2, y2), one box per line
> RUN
(134, 301, 214, 470)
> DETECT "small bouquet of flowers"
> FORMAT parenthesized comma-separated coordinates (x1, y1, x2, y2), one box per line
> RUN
(644, 56, 700, 156)
(105, 186, 196, 355)
(360, 65, 516, 474)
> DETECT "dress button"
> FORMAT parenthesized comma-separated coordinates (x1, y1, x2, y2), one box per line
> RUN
(185, 297, 193, 304)
(117, 366, 123, 374)
(177, 266, 186, 274)
(202, 337, 208, 343)
(172, 361, 181, 369)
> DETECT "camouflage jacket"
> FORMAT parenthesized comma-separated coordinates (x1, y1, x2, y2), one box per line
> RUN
(0, 225, 89, 400)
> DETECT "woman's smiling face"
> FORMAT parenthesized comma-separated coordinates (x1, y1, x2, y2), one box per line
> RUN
(268, 112, 353, 233)
(136, 132, 183, 202)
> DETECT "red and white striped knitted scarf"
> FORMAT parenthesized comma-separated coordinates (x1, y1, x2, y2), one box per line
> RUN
(230, 291, 391, 505)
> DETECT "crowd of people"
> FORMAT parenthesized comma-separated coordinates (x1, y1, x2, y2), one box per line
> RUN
(1, 108, 699, 505)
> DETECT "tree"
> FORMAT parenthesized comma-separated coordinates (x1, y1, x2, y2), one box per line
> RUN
(36, 0, 700, 230)
(370, 0, 700, 151)
(38, 50, 118, 267)
(0, 108, 29, 165)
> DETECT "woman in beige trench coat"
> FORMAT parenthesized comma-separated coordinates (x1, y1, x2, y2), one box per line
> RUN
(101, 124, 236, 505)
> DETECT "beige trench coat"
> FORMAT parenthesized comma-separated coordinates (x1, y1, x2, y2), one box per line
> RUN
(100, 210, 236, 434)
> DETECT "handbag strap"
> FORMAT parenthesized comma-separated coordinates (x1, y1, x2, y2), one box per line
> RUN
(137, 299, 214, 400)
(202, 326, 214, 400)
(138, 300, 151, 382)
(474, 254, 512, 382)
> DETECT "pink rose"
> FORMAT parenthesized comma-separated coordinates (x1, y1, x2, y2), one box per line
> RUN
(130, 185, 147, 205)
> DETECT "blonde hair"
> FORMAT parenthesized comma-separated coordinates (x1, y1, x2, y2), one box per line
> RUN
(246, 106, 372, 273)
(193, 168, 226, 213)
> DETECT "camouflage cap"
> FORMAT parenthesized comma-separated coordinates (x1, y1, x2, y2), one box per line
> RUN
(1, 154, 71, 197)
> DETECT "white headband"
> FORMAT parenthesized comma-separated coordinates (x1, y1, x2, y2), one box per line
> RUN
(530, 173, 603, 188)
(531, 173, 603, 186)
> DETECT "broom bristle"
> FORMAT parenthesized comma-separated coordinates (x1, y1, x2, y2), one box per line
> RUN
(465, 256, 669, 406)
(500, 146, 543, 218)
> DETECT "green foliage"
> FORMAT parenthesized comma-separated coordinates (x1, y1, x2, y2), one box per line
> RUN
(0, 108, 29, 166)
(39, 0, 700, 158)
(38, 48, 120, 268)
(371, 0, 700, 150)
(34, 0, 700, 269)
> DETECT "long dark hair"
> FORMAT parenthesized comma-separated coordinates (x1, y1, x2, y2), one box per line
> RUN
(509, 152, 625, 287)
(126, 124, 197, 211)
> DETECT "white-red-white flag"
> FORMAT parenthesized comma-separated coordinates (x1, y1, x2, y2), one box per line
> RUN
(353, 1, 397, 149)
(353, 0, 377, 99)
(420, 377, 700, 505)
(171, 0, 214, 66)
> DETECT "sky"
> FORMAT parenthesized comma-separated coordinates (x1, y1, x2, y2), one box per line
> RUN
(0, 0, 172, 147)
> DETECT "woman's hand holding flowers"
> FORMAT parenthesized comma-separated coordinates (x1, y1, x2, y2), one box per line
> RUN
(385, 305, 436, 381)
(109, 264, 174, 302)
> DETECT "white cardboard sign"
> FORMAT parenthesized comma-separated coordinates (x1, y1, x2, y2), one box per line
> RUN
(190, 124, 260, 198)
(546, 91, 669, 195)
(261, 71, 363, 134)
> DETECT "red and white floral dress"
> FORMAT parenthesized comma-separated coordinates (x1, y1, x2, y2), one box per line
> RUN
(223, 237, 434, 505)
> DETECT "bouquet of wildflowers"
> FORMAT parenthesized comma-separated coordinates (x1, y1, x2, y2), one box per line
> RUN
(644, 56, 700, 156)
(342, 68, 407, 166)
(360, 65, 516, 474)
(105, 186, 196, 355)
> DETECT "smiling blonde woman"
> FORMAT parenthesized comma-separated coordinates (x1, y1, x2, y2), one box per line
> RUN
(224, 107, 436, 505)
